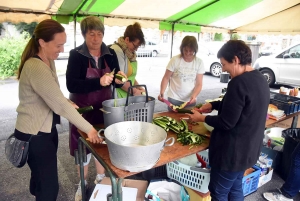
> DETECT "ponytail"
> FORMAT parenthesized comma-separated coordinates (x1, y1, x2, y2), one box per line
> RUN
(17, 37, 39, 80)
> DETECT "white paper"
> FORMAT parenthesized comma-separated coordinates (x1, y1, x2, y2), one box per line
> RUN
(89, 184, 137, 201)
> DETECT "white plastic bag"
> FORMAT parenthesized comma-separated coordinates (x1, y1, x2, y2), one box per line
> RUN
(146, 180, 189, 201)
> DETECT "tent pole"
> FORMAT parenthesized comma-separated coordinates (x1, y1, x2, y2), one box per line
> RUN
(73, 15, 76, 48)
(170, 23, 175, 59)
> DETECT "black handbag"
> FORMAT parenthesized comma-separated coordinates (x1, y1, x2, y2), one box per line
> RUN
(5, 133, 32, 168)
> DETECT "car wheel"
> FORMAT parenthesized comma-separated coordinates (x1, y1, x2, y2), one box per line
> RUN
(210, 63, 222, 77)
(260, 69, 275, 86)
(152, 51, 158, 57)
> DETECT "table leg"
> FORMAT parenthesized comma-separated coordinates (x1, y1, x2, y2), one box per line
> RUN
(78, 137, 123, 201)
(78, 140, 86, 201)
(291, 115, 298, 128)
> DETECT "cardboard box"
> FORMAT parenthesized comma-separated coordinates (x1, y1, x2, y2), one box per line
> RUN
(258, 168, 273, 188)
(94, 178, 148, 201)
(184, 186, 211, 201)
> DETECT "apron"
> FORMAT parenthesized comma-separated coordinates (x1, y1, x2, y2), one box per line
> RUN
(116, 60, 137, 98)
(69, 59, 112, 156)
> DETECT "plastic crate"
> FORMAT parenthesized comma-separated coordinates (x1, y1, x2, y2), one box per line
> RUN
(166, 150, 210, 193)
(242, 166, 261, 196)
(270, 91, 300, 115)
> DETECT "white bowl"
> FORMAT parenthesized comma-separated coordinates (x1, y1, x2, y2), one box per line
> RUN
(203, 110, 218, 132)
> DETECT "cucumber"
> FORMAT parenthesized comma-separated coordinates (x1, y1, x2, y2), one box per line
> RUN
(77, 106, 94, 114)
(115, 74, 127, 82)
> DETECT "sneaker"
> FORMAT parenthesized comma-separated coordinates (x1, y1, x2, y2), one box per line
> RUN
(94, 173, 105, 184)
(75, 180, 87, 201)
(263, 190, 293, 201)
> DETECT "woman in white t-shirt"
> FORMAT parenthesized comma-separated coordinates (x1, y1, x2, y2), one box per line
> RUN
(158, 36, 205, 110)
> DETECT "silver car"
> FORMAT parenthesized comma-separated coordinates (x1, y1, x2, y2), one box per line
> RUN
(254, 43, 300, 86)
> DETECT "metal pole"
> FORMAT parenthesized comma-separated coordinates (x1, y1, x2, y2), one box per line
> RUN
(73, 15, 76, 48)
(78, 139, 86, 201)
(170, 23, 175, 59)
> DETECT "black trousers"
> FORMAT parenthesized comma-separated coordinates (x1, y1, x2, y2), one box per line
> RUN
(26, 127, 59, 201)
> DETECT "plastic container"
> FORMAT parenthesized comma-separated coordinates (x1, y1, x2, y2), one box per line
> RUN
(167, 149, 261, 196)
(242, 166, 261, 196)
(166, 150, 210, 193)
(264, 127, 285, 148)
(269, 91, 300, 115)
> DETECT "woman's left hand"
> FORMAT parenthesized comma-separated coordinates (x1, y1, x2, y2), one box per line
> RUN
(115, 71, 127, 84)
(186, 109, 206, 122)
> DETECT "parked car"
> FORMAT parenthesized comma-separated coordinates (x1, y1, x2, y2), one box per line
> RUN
(258, 45, 281, 57)
(198, 42, 223, 77)
(136, 41, 160, 57)
(254, 43, 300, 86)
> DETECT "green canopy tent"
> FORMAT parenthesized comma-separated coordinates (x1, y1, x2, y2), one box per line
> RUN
(1, 0, 299, 54)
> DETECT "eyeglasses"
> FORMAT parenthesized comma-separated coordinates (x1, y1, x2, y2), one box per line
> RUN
(131, 41, 140, 50)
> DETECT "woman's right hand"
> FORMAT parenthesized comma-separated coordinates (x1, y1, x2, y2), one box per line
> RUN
(87, 128, 103, 144)
(199, 103, 213, 113)
(100, 74, 113, 86)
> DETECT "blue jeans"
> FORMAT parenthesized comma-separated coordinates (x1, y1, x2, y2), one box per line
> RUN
(209, 168, 244, 201)
(281, 142, 300, 198)
(167, 97, 196, 112)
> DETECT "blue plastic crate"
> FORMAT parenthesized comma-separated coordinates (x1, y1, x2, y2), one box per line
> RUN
(242, 166, 261, 196)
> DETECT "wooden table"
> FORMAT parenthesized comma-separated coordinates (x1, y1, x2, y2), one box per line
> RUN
(77, 112, 210, 201)
(77, 110, 300, 200)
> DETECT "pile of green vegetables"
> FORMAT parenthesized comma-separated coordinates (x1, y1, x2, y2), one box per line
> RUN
(153, 116, 204, 148)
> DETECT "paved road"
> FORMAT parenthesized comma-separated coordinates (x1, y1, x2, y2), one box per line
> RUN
(0, 57, 227, 140)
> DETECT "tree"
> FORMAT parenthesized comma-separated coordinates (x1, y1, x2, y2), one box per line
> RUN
(214, 33, 223, 41)
(231, 33, 241, 40)
(0, 23, 3, 36)
(14, 22, 37, 36)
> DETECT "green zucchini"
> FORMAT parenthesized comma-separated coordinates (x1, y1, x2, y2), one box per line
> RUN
(176, 109, 193, 114)
(115, 74, 127, 82)
(77, 106, 94, 114)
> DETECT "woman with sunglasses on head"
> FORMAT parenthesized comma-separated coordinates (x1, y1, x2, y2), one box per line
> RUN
(110, 22, 146, 97)
(158, 36, 205, 110)
(14, 19, 101, 201)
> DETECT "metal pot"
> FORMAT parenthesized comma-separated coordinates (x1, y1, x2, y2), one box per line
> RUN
(98, 121, 174, 172)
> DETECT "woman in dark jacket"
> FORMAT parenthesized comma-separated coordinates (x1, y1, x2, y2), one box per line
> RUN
(66, 16, 126, 201)
(188, 40, 270, 201)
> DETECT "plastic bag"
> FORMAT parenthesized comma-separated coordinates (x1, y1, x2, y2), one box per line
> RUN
(145, 179, 189, 201)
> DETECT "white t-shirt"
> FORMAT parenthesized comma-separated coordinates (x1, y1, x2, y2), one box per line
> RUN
(167, 55, 205, 102)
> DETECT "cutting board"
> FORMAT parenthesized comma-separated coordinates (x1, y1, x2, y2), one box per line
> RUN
(153, 111, 211, 138)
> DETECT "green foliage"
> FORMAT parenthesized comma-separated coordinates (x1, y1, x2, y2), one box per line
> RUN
(214, 33, 223, 41)
(15, 22, 37, 36)
(231, 33, 241, 40)
(0, 32, 30, 79)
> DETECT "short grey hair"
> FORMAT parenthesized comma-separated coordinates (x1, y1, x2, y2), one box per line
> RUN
(80, 16, 105, 37)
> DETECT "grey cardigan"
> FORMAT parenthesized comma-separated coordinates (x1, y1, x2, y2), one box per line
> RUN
(15, 58, 92, 135)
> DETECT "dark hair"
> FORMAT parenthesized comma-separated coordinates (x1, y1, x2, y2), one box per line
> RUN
(217, 40, 252, 65)
(17, 19, 65, 79)
(80, 16, 105, 37)
(180, 36, 198, 56)
(124, 22, 145, 46)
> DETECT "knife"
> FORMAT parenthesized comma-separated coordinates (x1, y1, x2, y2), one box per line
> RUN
(162, 98, 177, 112)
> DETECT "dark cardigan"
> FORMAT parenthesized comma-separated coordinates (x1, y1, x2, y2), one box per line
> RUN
(205, 70, 270, 171)
(66, 42, 122, 94)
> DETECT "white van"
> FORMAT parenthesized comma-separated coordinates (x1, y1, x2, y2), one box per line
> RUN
(254, 43, 300, 86)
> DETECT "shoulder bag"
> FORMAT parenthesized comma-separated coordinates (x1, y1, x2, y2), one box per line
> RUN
(5, 133, 32, 168)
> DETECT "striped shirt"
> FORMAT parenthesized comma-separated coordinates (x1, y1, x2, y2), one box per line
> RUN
(15, 58, 92, 135)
